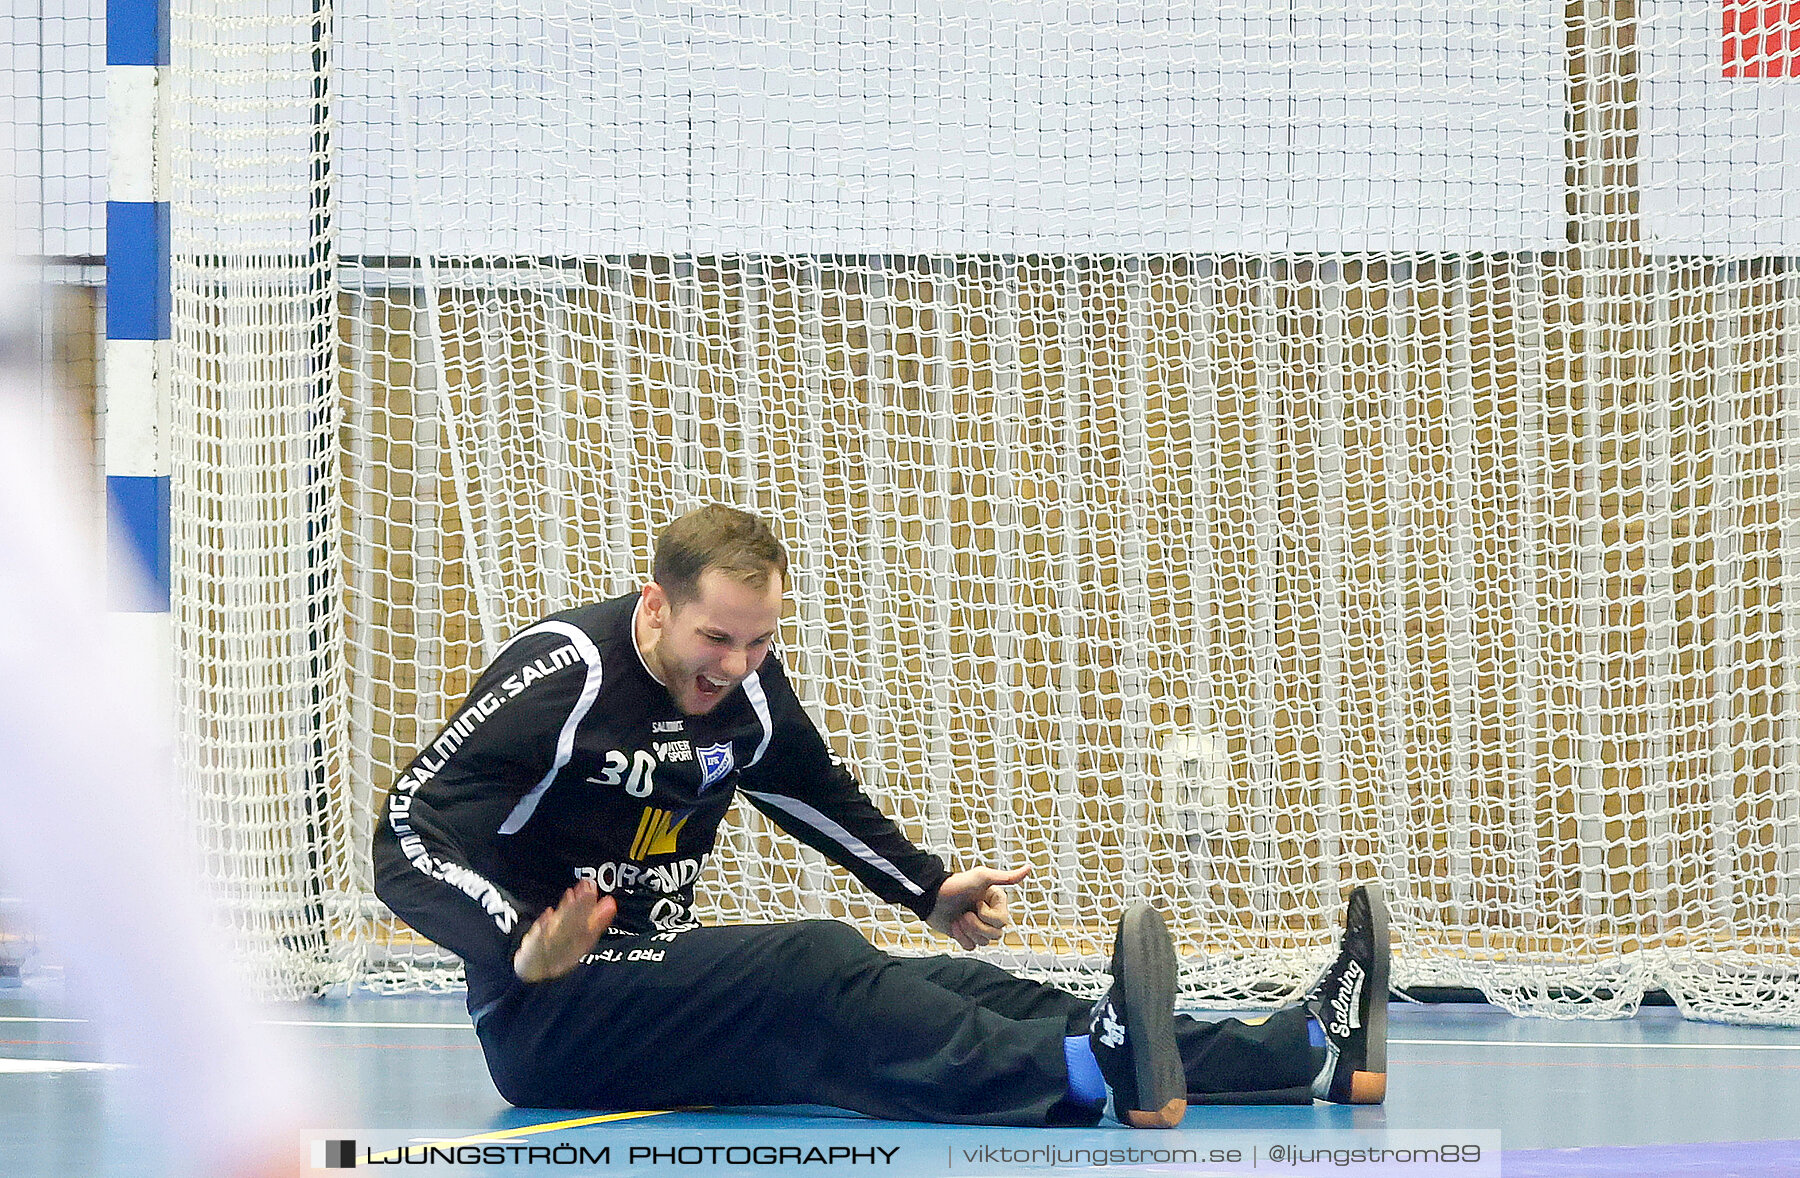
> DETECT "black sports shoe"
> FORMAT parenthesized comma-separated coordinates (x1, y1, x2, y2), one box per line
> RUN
(1089, 903, 1186, 1128)
(1306, 883, 1390, 1104)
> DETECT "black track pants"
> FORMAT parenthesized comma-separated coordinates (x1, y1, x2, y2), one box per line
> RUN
(471, 920, 1315, 1125)
(893, 951, 1318, 1100)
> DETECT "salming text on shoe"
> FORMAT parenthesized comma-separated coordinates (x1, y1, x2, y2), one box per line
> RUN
(1089, 903, 1186, 1128)
(1307, 883, 1390, 1104)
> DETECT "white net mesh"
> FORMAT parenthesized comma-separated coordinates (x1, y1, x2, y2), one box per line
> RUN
(169, 1, 1800, 1021)
(169, 0, 342, 998)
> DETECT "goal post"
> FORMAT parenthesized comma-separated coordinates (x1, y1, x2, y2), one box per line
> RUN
(166, 1, 1800, 1021)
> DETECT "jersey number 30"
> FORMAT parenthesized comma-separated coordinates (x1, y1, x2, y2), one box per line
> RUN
(595, 749, 658, 797)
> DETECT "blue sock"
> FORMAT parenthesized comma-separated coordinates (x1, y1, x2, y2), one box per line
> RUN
(1063, 1035, 1107, 1107)
(1306, 1016, 1327, 1048)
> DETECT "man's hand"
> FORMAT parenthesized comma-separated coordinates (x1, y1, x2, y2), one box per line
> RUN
(927, 866, 1029, 950)
(513, 878, 617, 983)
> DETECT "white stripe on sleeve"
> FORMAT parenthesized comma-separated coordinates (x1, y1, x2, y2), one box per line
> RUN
(497, 621, 605, 835)
(741, 670, 774, 767)
(740, 789, 925, 897)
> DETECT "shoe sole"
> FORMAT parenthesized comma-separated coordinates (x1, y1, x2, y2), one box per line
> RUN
(1116, 904, 1187, 1128)
(1349, 883, 1390, 1104)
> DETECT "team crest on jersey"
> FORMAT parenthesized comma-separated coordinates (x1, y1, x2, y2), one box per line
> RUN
(697, 743, 735, 792)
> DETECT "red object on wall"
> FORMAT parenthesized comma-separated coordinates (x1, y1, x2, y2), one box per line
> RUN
(1724, 1, 1800, 77)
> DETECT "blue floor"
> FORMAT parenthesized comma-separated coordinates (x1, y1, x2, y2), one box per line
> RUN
(3, 980, 1799, 1176)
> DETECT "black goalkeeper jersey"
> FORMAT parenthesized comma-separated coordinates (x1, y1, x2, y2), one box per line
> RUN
(372, 593, 950, 1001)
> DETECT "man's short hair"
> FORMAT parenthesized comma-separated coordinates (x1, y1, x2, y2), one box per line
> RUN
(652, 504, 788, 606)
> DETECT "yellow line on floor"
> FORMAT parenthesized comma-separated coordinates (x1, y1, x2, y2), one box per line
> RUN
(261, 1019, 471, 1030)
(365, 1109, 676, 1161)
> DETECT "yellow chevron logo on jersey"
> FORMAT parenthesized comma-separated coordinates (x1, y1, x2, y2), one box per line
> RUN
(629, 807, 691, 860)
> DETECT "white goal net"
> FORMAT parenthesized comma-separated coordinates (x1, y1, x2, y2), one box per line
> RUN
(167, 1, 1800, 1022)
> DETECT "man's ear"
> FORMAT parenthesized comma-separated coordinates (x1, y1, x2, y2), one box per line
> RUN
(641, 582, 668, 627)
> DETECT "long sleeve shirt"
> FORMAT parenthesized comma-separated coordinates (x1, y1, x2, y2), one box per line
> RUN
(372, 592, 949, 1009)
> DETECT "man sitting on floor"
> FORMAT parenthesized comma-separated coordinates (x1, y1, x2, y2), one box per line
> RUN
(373, 503, 1390, 1126)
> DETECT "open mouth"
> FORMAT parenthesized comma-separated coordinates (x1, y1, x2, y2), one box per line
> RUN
(695, 673, 730, 701)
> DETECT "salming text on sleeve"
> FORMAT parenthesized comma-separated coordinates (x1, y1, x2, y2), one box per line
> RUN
(372, 621, 606, 978)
